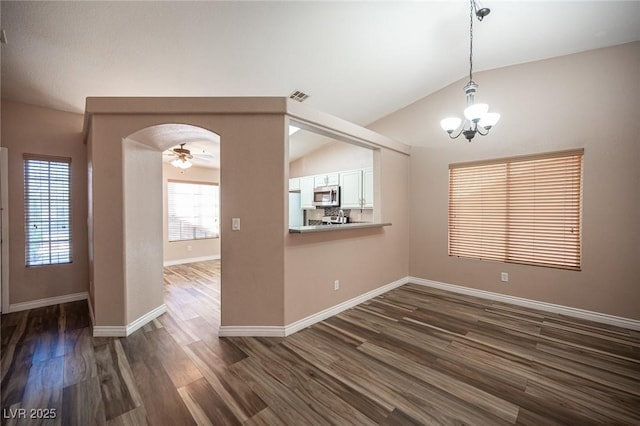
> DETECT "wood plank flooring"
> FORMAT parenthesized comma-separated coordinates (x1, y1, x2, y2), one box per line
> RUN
(2, 259, 640, 424)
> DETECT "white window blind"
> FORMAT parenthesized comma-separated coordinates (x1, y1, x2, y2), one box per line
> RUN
(24, 154, 72, 266)
(449, 149, 583, 270)
(168, 181, 219, 242)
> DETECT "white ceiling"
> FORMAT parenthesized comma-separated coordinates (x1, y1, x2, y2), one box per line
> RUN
(127, 124, 220, 168)
(2, 1, 639, 159)
(126, 122, 328, 169)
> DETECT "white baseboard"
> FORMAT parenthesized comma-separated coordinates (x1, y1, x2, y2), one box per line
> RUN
(126, 304, 167, 335)
(218, 276, 410, 337)
(88, 294, 95, 328)
(218, 326, 287, 338)
(163, 255, 220, 267)
(8, 292, 88, 313)
(284, 276, 409, 336)
(409, 277, 640, 332)
(92, 304, 167, 337)
(93, 326, 128, 338)
(219, 275, 640, 337)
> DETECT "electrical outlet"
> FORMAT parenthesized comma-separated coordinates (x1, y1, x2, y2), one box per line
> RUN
(501, 272, 509, 282)
(334, 280, 340, 291)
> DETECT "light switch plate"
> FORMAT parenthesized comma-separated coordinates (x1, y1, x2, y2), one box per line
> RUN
(232, 218, 241, 231)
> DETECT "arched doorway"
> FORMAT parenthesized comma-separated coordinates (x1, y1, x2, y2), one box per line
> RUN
(126, 124, 221, 265)
(120, 123, 221, 332)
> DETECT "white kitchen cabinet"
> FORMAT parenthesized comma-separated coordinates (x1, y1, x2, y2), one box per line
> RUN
(362, 167, 374, 209)
(299, 175, 316, 210)
(340, 169, 374, 209)
(340, 170, 362, 209)
(314, 173, 339, 188)
(289, 177, 300, 192)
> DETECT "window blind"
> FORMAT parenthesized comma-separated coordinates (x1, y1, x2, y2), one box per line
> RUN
(449, 149, 583, 270)
(24, 154, 72, 266)
(167, 181, 219, 242)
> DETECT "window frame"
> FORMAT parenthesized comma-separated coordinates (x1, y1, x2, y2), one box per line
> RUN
(448, 149, 584, 271)
(23, 154, 73, 267)
(167, 180, 219, 242)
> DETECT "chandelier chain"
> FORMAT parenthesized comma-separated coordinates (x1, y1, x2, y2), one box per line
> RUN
(469, 0, 474, 83)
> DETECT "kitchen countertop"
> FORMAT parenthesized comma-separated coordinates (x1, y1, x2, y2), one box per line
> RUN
(289, 222, 392, 234)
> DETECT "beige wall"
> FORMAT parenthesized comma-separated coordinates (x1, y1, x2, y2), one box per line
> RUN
(162, 163, 220, 264)
(285, 107, 410, 325)
(289, 139, 373, 178)
(87, 132, 94, 311)
(284, 146, 410, 324)
(89, 116, 126, 326)
(86, 105, 287, 327)
(370, 42, 640, 321)
(0, 101, 89, 305)
(123, 139, 164, 323)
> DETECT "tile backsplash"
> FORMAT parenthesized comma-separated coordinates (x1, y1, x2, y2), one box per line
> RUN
(306, 207, 373, 225)
(324, 206, 349, 217)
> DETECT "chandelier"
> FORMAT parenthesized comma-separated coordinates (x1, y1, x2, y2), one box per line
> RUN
(441, 0, 500, 142)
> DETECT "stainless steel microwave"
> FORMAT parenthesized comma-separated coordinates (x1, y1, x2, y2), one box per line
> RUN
(313, 185, 340, 207)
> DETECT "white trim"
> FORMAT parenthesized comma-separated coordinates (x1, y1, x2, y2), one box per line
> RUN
(218, 326, 286, 338)
(1, 147, 9, 313)
(409, 277, 640, 332)
(219, 276, 640, 337)
(93, 326, 127, 338)
(126, 304, 167, 335)
(163, 254, 220, 267)
(9, 291, 88, 313)
(218, 276, 409, 337)
(284, 276, 409, 336)
(92, 304, 167, 337)
(88, 294, 96, 329)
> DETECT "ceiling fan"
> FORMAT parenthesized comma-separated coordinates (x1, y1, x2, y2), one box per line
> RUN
(164, 142, 217, 169)
(165, 143, 194, 169)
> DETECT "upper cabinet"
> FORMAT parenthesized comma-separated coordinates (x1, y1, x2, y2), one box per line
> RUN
(293, 168, 372, 210)
(362, 167, 374, 209)
(339, 170, 362, 209)
(289, 177, 300, 192)
(314, 173, 339, 188)
(340, 168, 373, 209)
(299, 176, 316, 210)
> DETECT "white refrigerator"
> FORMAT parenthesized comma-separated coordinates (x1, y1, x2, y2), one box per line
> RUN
(288, 192, 304, 227)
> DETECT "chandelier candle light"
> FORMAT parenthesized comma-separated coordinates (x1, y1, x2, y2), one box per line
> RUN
(441, 0, 500, 142)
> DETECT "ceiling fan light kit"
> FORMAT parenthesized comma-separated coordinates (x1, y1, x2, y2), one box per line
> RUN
(171, 158, 192, 169)
(441, 0, 500, 142)
(169, 143, 194, 169)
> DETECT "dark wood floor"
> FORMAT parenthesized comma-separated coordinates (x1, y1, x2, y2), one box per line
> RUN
(2, 260, 640, 425)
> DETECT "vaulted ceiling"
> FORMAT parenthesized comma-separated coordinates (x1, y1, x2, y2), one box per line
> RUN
(2, 1, 639, 163)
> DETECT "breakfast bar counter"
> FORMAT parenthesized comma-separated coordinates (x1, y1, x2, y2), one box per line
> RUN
(288, 222, 392, 234)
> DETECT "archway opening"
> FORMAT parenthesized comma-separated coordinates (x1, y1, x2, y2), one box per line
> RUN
(122, 123, 221, 327)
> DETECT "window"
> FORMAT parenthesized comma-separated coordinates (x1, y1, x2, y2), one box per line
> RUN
(448, 149, 583, 270)
(168, 181, 219, 242)
(24, 154, 72, 266)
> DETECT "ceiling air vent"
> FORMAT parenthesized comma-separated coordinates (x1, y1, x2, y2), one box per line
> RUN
(289, 90, 309, 102)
